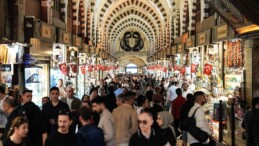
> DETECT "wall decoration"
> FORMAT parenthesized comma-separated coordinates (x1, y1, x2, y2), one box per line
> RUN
(120, 31, 144, 51)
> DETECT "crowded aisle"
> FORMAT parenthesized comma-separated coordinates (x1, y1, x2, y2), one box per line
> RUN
(1, 0, 259, 146)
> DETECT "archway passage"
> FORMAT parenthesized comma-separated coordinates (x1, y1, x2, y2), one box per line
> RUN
(125, 63, 138, 74)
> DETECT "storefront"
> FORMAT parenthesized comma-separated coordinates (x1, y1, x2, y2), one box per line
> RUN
(0, 43, 24, 97)
(185, 35, 198, 83)
(209, 23, 246, 144)
(50, 29, 74, 98)
(26, 21, 55, 106)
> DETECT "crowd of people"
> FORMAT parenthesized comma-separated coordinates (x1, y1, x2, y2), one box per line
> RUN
(0, 74, 258, 146)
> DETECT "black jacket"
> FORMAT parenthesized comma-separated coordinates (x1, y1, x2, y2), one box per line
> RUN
(242, 108, 259, 146)
(23, 102, 47, 146)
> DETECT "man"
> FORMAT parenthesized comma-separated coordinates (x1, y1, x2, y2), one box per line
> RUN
(56, 79, 66, 98)
(112, 93, 138, 146)
(188, 80, 195, 93)
(21, 90, 47, 146)
(242, 97, 259, 146)
(163, 78, 170, 90)
(77, 107, 105, 146)
(0, 86, 7, 138)
(129, 111, 169, 146)
(182, 82, 192, 98)
(166, 82, 177, 111)
(187, 91, 211, 146)
(114, 84, 123, 97)
(105, 86, 117, 113)
(116, 94, 125, 107)
(171, 88, 186, 137)
(61, 86, 81, 133)
(42, 87, 70, 134)
(45, 110, 77, 146)
(92, 97, 116, 146)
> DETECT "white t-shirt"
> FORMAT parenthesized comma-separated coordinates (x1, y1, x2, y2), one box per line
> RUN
(182, 89, 192, 98)
(67, 97, 73, 110)
(167, 85, 177, 101)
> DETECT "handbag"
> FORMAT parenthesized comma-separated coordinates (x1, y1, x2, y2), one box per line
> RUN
(181, 107, 209, 142)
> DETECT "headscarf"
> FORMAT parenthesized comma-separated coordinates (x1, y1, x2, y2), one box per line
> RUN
(158, 111, 174, 129)
(158, 111, 176, 139)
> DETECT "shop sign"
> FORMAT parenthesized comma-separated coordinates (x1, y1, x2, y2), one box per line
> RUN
(177, 44, 183, 53)
(199, 33, 206, 44)
(186, 38, 192, 47)
(172, 46, 177, 54)
(217, 25, 228, 39)
(75, 37, 81, 47)
(63, 33, 70, 44)
(41, 24, 52, 39)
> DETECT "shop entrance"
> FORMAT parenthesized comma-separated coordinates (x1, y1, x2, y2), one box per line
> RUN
(125, 64, 138, 74)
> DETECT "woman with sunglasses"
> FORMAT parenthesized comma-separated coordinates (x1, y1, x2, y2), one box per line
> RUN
(3, 116, 32, 146)
(129, 111, 170, 146)
(157, 111, 177, 146)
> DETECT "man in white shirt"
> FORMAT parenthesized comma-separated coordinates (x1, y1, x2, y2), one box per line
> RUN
(166, 82, 178, 111)
(187, 91, 211, 146)
(188, 80, 195, 93)
(182, 82, 192, 98)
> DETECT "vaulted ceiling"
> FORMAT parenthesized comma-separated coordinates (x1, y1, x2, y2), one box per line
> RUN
(91, 0, 174, 58)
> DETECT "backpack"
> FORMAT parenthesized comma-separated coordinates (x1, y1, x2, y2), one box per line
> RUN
(181, 107, 209, 142)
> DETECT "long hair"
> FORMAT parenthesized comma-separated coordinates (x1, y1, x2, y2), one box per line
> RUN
(8, 116, 28, 137)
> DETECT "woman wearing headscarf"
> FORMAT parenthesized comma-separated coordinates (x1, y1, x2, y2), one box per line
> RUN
(157, 111, 177, 146)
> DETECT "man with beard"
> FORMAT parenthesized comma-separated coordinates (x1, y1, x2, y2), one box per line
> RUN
(92, 97, 116, 146)
(45, 110, 77, 146)
(182, 83, 192, 98)
(21, 90, 47, 146)
(187, 91, 211, 146)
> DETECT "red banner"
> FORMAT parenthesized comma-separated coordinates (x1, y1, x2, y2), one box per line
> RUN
(59, 63, 68, 75)
(203, 63, 213, 75)
(180, 67, 186, 75)
(191, 64, 197, 73)
(80, 65, 86, 74)
(173, 66, 178, 71)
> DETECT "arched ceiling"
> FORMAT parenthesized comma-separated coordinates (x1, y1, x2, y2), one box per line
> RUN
(94, 0, 173, 57)
(118, 55, 147, 67)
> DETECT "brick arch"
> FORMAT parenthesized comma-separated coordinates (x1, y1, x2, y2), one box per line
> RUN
(108, 16, 156, 42)
(99, 0, 167, 23)
(105, 9, 159, 37)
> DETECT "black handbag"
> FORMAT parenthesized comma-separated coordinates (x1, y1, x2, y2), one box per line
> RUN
(181, 107, 209, 142)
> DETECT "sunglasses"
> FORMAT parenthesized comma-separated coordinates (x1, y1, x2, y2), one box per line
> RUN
(138, 120, 148, 125)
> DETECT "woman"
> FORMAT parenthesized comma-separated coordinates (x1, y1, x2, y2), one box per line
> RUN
(129, 111, 170, 146)
(157, 111, 176, 146)
(3, 116, 31, 146)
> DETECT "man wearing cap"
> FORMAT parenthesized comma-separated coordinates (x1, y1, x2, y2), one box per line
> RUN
(112, 92, 138, 146)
